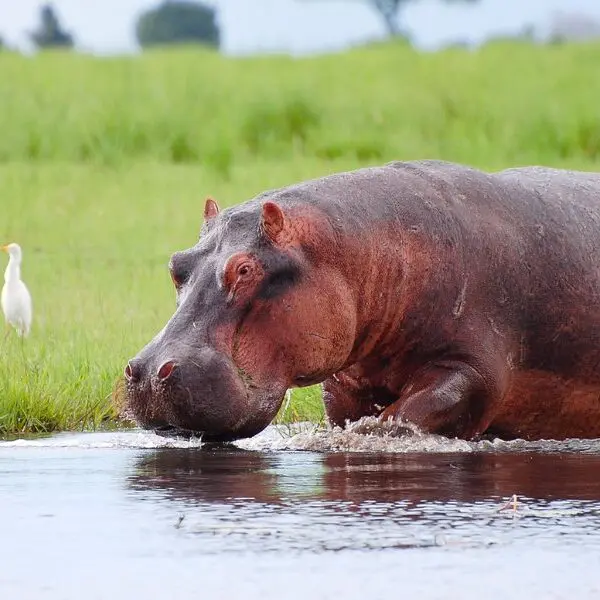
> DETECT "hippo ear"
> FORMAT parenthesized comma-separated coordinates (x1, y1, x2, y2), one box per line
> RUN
(204, 197, 220, 221)
(261, 201, 285, 243)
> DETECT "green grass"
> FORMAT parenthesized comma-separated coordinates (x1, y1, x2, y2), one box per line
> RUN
(2, 40, 600, 167)
(1, 39, 600, 435)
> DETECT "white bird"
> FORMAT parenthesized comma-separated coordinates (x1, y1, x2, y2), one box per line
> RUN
(1, 243, 33, 338)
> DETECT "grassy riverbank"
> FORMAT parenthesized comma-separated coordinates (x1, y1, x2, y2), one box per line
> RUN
(1, 39, 599, 435)
(0, 160, 331, 435)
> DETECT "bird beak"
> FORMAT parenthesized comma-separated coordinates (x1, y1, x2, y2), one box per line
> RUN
(0, 245, 7, 252)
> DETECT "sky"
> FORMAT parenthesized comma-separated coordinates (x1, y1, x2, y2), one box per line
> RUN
(1, 0, 600, 56)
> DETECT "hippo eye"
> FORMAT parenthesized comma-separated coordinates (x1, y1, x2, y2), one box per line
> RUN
(237, 263, 252, 278)
(223, 254, 260, 303)
(169, 265, 189, 289)
(168, 251, 198, 293)
(170, 271, 182, 288)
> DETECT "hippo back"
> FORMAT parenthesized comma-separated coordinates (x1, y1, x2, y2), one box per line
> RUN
(251, 159, 600, 380)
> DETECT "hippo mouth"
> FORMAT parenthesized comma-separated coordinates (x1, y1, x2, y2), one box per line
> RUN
(126, 379, 286, 443)
(153, 425, 202, 440)
(153, 424, 244, 444)
(127, 380, 287, 444)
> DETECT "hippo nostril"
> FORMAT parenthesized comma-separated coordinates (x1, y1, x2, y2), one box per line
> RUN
(157, 360, 177, 381)
(124, 360, 141, 382)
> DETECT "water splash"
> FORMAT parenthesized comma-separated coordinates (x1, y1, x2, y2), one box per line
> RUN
(237, 417, 474, 453)
(1, 416, 600, 453)
(0, 430, 204, 449)
(238, 417, 600, 454)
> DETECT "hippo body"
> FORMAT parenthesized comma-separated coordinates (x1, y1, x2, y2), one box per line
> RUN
(125, 160, 600, 442)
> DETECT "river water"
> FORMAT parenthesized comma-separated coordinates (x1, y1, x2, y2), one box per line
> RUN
(1, 419, 599, 599)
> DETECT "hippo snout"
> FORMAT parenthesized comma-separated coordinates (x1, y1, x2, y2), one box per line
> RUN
(123, 344, 273, 442)
(125, 357, 177, 384)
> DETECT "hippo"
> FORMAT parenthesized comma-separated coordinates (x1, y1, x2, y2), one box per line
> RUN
(124, 159, 600, 442)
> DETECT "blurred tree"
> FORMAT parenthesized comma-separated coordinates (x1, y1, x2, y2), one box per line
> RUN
(29, 4, 74, 49)
(306, 0, 479, 39)
(136, 1, 220, 49)
(548, 11, 600, 45)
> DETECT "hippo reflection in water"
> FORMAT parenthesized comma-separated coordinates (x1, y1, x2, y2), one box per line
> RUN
(127, 450, 600, 505)
(124, 160, 600, 442)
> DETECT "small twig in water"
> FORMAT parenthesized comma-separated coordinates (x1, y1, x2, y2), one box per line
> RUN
(497, 494, 519, 513)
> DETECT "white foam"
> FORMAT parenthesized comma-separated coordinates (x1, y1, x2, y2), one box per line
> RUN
(0, 430, 205, 449)
(1, 417, 599, 453)
(236, 418, 475, 453)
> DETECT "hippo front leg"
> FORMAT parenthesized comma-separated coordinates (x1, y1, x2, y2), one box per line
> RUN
(381, 360, 496, 439)
(322, 372, 394, 427)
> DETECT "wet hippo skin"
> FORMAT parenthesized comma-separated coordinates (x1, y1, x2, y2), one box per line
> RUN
(124, 160, 600, 442)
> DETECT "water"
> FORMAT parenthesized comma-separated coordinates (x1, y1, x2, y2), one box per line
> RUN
(1, 420, 600, 599)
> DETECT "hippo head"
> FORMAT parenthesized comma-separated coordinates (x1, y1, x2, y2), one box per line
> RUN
(124, 196, 357, 442)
